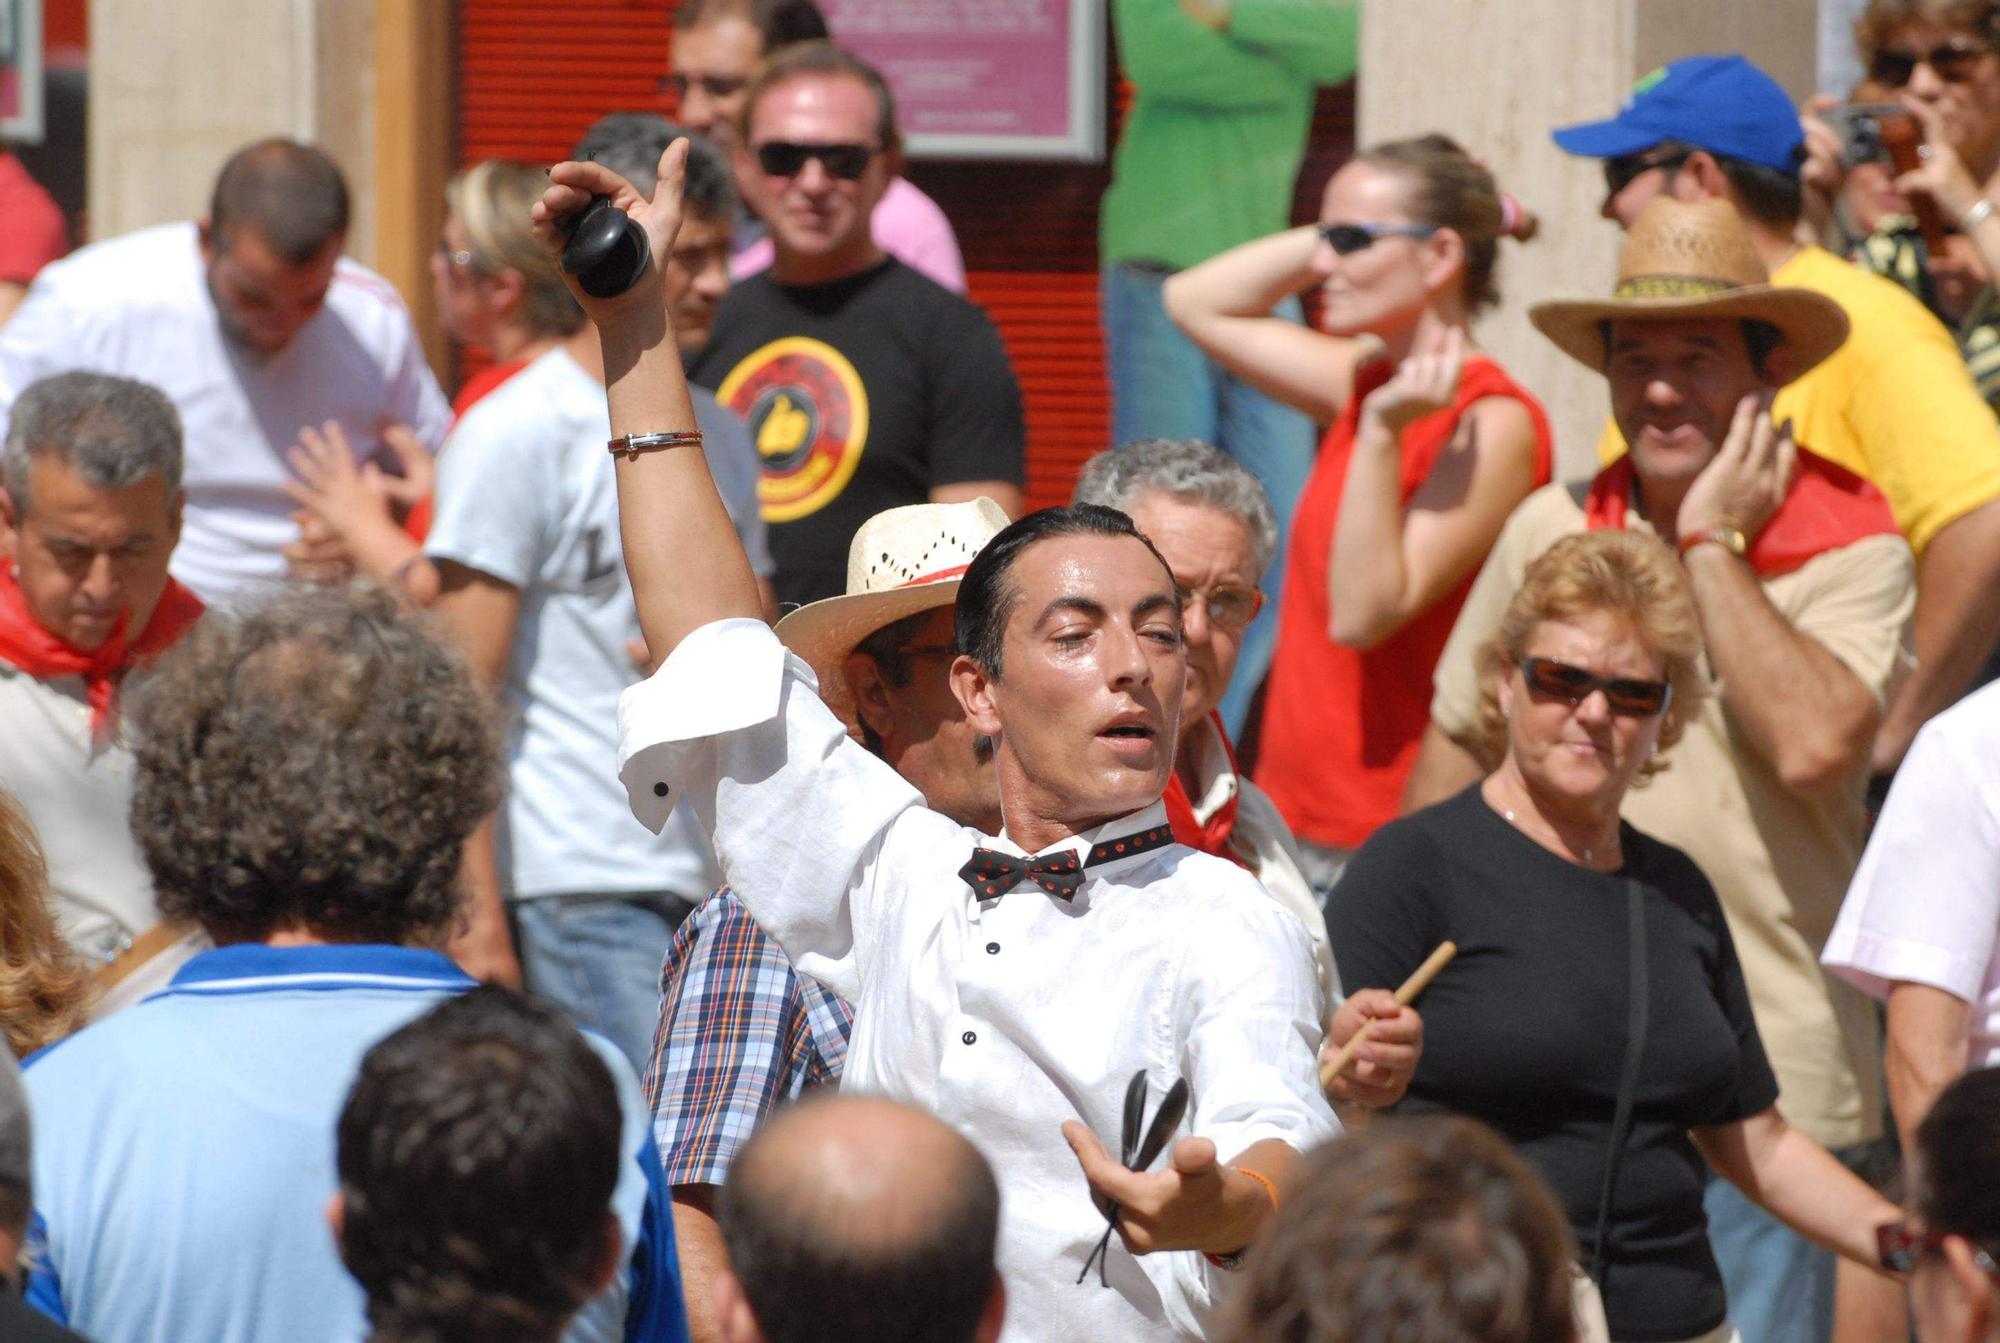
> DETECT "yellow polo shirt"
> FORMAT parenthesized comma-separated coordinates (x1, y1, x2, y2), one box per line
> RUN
(1430, 482, 1916, 1147)
(1599, 246, 2000, 557)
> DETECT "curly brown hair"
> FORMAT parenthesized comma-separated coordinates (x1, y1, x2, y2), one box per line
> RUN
(0, 792, 91, 1056)
(1221, 1116, 1576, 1343)
(127, 584, 503, 947)
(1854, 0, 2000, 60)
(1470, 531, 1707, 783)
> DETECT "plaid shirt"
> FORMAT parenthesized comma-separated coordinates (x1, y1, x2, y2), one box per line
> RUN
(644, 886, 854, 1186)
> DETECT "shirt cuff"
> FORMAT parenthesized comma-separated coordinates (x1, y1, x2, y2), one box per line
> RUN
(616, 618, 820, 833)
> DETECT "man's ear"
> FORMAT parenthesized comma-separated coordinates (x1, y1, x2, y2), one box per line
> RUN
(974, 1271, 1007, 1343)
(845, 651, 896, 744)
(324, 1192, 348, 1264)
(1678, 151, 1728, 204)
(587, 1213, 624, 1296)
(196, 217, 219, 266)
(882, 144, 906, 183)
(0, 485, 18, 555)
(488, 266, 528, 312)
(714, 1269, 766, 1343)
(951, 653, 1004, 737)
(1757, 344, 1797, 389)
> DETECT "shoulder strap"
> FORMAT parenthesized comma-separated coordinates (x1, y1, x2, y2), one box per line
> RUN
(1588, 878, 1650, 1286)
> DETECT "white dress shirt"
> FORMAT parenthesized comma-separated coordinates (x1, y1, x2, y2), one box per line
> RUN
(619, 619, 1337, 1342)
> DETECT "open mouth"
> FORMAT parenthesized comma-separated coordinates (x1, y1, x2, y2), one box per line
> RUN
(1102, 724, 1154, 740)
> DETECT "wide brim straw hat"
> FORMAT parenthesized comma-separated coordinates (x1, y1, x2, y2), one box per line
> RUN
(773, 496, 1011, 731)
(1529, 197, 1849, 382)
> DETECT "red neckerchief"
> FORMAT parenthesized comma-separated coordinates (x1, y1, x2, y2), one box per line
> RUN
(0, 566, 204, 739)
(1163, 712, 1250, 870)
(1584, 447, 1900, 577)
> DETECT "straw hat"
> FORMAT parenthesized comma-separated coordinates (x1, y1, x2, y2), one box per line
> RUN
(1529, 197, 1848, 380)
(774, 497, 1011, 730)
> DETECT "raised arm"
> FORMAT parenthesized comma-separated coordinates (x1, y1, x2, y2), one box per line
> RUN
(1162, 226, 1365, 423)
(531, 143, 762, 661)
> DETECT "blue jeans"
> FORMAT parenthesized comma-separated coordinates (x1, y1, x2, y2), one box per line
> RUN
(1704, 1166, 1836, 1343)
(513, 890, 695, 1076)
(1101, 261, 1318, 738)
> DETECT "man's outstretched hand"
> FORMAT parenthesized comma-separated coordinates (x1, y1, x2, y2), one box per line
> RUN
(1061, 1122, 1262, 1256)
(530, 138, 687, 330)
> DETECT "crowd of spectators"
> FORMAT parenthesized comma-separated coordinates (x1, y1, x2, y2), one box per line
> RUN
(5, 2, 2000, 1343)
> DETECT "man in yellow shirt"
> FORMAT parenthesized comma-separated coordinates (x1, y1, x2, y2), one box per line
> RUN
(1556, 55, 2000, 778)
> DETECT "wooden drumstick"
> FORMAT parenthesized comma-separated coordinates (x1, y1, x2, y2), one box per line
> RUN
(1319, 941, 1456, 1092)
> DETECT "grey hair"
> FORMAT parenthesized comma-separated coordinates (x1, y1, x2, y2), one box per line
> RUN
(571, 113, 734, 222)
(1071, 438, 1280, 575)
(2, 372, 184, 515)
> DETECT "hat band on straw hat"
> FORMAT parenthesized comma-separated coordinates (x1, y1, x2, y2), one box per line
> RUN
(895, 563, 971, 589)
(1614, 275, 1738, 300)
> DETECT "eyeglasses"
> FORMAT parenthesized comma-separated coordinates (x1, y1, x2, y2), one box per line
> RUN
(434, 241, 483, 273)
(657, 72, 750, 101)
(1869, 40, 1993, 88)
(1315, 221, 1440, 255)
(753, 141, 878, 180)
(1877, 1220, 2000, 1277)
(1520, 656, 1673, 718)
(1602, 148, 1693, 205)
(1179, 582, 1265, 631)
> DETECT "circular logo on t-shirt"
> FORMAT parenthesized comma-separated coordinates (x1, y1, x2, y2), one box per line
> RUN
(715, 336, 871, 523)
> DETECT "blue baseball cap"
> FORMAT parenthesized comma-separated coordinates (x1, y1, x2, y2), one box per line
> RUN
(1552, 55, 1804, 175)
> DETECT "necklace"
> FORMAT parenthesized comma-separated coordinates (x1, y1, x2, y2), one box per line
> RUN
(1503, 807, 1609, 868)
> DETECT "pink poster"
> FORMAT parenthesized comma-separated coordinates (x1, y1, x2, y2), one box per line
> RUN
(824, 1, 1103, 161)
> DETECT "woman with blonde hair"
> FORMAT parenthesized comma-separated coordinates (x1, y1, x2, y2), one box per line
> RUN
(0, 792, 89, 1056)
(1166, 133, 1552, 898)
(1329, 531, 1902, 1343)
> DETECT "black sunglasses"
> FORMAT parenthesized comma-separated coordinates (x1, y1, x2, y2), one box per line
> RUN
(753, 140, 878, 180)
(1520, 656, 1673, 718)
(1869, 40, 1992, 88)
(1078, 1071, 1188, 1288)
(657, 72, 749, 101)
(1315, 221, 1439, 255)
(1602, 148, 1692, 204)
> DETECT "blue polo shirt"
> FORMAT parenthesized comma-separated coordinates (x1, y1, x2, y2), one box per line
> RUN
(23, 943, 687, 1343)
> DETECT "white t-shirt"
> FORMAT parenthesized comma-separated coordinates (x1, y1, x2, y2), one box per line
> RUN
(1824, 679, 2000, 1067)
(0, 666, 156, 965)
(426, 347, 769, 901)
(0, 222, 451, 601)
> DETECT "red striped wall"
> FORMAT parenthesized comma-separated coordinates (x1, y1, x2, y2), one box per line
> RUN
(454, 1, 1355, 508)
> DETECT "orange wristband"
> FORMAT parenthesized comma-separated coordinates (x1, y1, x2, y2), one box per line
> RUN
(1203, 1166, 1280, 1270)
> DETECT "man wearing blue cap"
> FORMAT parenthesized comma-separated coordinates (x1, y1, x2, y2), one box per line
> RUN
(1546, 51, 2000, 1343)
(1557, 53, 2000, 786)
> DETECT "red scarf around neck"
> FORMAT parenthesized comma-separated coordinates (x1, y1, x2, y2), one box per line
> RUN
(0, 565, 204, 737)
(1583, 448, 1900, 576)
(1163, 712, 1249, 870)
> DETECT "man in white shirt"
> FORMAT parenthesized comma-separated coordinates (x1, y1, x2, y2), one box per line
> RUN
(0, 138, 450, 601)
(426, 114, 773, 1068)
(0, 371, 208, 1010)
(536, 142, 1334, 1341)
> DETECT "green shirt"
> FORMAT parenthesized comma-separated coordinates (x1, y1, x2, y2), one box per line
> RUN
(1100, 0, 1358, 270)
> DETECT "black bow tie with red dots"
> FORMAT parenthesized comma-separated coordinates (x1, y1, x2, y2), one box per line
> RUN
(958, 824, 1178, 902)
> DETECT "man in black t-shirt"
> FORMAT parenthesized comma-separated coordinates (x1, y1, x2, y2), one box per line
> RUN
(687, 40, 1025, 608)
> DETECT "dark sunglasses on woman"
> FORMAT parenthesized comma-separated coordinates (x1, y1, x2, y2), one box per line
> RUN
(1315, 221, 1439, 255)
(753, 141, 877, 180)
(1521, 656, 1673, 718)
(1869, 39, 1992, 88)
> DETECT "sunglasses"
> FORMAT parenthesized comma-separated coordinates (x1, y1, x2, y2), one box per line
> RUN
(1877, 1220, 2000, 1277)
(1179, 582, 1265, 632)
(1316, 221, 1439, 255)
(1602, 148, 1692, 205)
(1869, 40, 1992, 88)
(1079, 1071, 1188, 1288)
(753, 141, 878, 180)
(1520, 656, 1673, 718)
(657, 72, 749, 101)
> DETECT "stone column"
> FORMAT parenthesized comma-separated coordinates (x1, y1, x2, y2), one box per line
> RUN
(1359, 0, 1820, 477)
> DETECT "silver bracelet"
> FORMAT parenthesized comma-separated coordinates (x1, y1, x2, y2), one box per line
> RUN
(607, 430, 703, 461)
(1964, 197, 1997, 231)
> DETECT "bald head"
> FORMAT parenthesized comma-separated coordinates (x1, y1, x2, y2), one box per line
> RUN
(207, 138, 350, 265)
(720, 1096, 1002, 1343)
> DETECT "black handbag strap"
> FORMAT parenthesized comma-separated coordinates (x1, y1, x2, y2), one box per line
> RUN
(1589, 878, 1650, 1286)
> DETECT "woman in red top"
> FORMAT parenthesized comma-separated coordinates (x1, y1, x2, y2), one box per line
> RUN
(1167, 134, 1553, 898)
